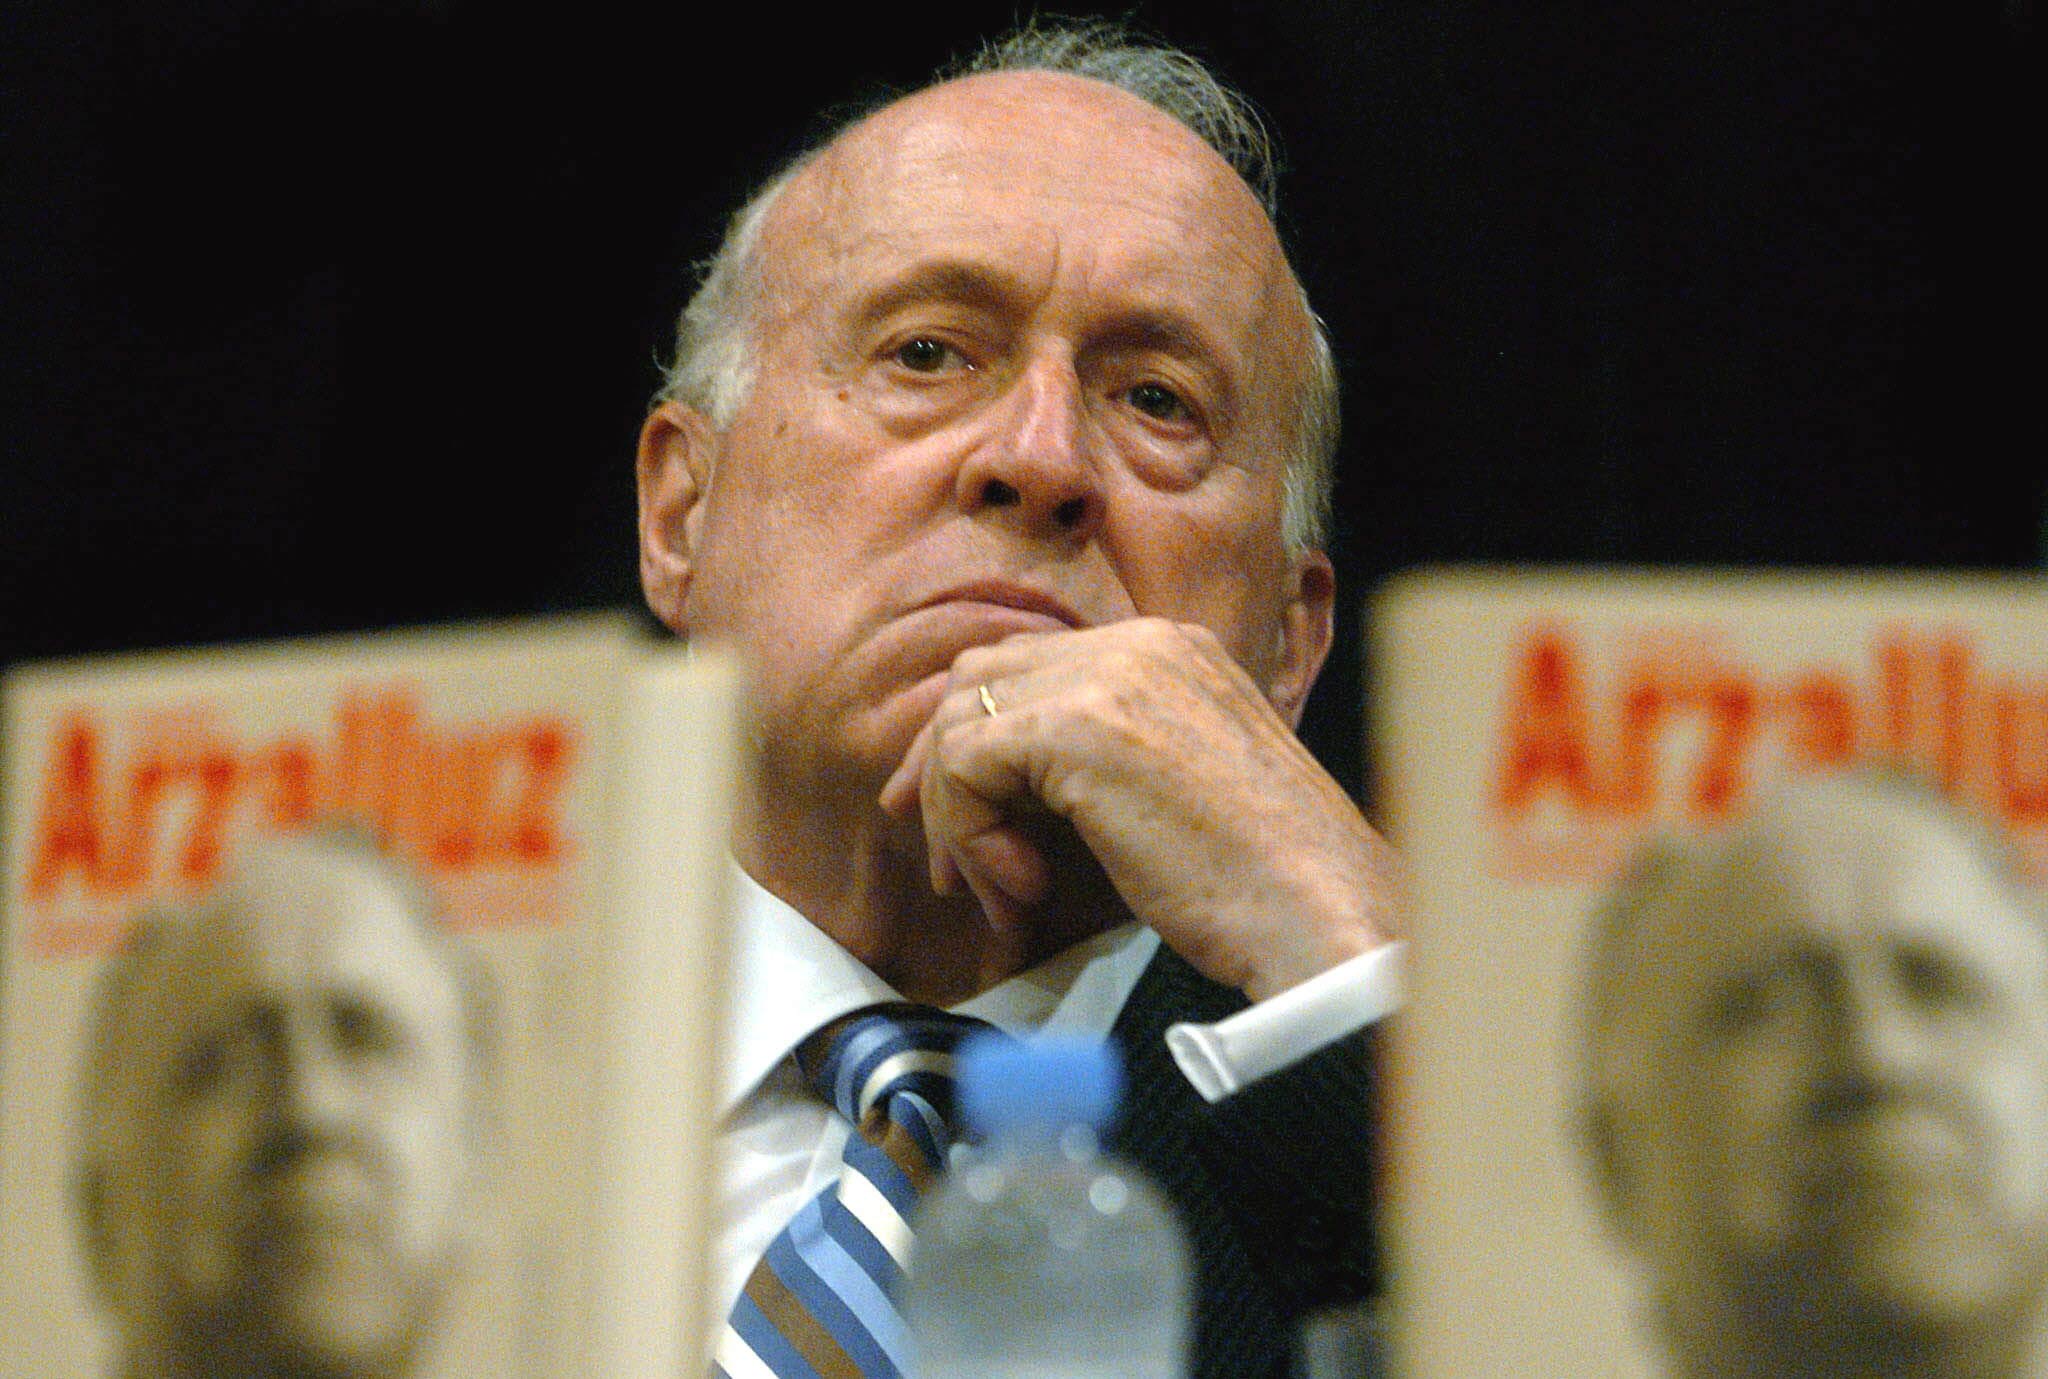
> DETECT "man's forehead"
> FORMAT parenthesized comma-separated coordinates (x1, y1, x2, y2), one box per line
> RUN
(830, 70, 1251, 200)
(764, 69, 1296, 318)
(1636, 785, 2036, 975)
(1739, 784, 1989, 910)
(147, 848, 455, 1017)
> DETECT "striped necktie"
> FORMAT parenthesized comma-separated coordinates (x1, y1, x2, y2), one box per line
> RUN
(715, 1002, 990, 1379)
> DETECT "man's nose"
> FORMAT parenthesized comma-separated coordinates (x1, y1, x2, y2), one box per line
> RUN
(956, 351, 1103, 539)
(1818, 970, 1929, 1109)
(271, 1029, 353, 1135)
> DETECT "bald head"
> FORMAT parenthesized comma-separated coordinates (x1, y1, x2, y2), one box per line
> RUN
(767, 68, 1293, 286)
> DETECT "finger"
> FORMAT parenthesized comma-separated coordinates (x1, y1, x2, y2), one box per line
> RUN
(919, 686, 1046, 820)
(956, 846, 1032, 935)
(916, 700, 1055, 917)
(948, 628, 1072, 685)
(879, 712, 938, 817)
(919, 737, 1007, 898)
(954, 825, 1051, 911)
(880, 659, 1038, 816)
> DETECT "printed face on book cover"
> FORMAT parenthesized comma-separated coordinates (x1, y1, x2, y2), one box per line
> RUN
(75, 831, 488, 1379)
(1586, 773, 2048, 1370)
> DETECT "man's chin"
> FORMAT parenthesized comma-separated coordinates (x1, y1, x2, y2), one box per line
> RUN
(183, 1247, 446, 1379)
(787, 675, 950, 806)
(249, 1284, 433, 1379)
(834, 615, 1066, 776)
(1737, 1222, 2048, 1346)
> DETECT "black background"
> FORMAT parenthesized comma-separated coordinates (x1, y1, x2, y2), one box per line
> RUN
(5, 2, 2039, 796)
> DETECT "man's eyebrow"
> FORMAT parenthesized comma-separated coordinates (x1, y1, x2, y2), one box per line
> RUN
(846, 259, 1031, 327)
(1093, 311, 1231, 368)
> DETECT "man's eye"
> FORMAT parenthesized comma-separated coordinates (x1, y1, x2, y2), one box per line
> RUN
(171, 1036, 230, 1095)
(1703, 965, 1803, 1037)
(1897, 942, 1986, 1013)
(1127, 381, 1191, 423)
(893, 337, 959, 373)
(330, 996, 402, 1059)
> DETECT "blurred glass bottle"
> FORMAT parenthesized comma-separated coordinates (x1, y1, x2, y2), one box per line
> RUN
(902, 1032, 1193, 1379)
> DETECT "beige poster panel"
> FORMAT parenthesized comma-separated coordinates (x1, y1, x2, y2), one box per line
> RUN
(2, 617, 741, 1379)
(1371, 569, 2048, 1378)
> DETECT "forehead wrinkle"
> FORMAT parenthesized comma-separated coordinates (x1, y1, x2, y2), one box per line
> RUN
(844, 257, 1045, 331)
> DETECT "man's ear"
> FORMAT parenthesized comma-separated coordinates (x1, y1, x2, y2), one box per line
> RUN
(636, 401, 718, 636)
(1267, 548, 1336, 729)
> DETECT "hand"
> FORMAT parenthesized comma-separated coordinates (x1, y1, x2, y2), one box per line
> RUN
(878, 618, 1400, 1001)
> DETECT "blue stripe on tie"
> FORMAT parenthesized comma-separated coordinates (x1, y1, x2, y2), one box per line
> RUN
(830, 1020, 904, 1119)
(777, 1197, 901, 1364)
(847, 1031, 933, 1115)
(890, 1090, 947, 1167)
(819, 1190, 901, 1285)
(761, 1205, 897, 1377)
(755, 1264, 895, 1379)
(842, 1137, 918, 1218)
(760, 1250, 884, 1376)
(781, 1199, 912, 1376)
(728, 1287, 827, 1379)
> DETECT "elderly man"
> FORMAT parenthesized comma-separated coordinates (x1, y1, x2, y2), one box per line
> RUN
(1580, 770, 2048, 1379)
(635, 22, 1398, 1379)
(74, 829, 492, 1379)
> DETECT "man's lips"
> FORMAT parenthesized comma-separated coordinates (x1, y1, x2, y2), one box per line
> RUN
(912, 581, 1088, 630)
(252, 1154, 382, 1238)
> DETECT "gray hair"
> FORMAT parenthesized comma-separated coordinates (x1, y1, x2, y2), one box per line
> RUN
(655, 18, 1338, 553)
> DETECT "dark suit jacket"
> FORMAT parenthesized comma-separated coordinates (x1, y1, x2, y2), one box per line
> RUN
(1107, 945, 1383, 1379)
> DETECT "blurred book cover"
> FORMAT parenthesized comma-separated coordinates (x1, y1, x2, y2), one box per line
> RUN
(1, 614, 747, 1379)
(1371, 570, 2048, 1378)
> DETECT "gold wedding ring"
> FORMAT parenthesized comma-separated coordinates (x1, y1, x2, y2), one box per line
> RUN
(977, 683, 1000, 717)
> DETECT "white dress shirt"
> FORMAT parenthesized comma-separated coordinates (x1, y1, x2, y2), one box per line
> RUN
(711, 864, 1407, 1321)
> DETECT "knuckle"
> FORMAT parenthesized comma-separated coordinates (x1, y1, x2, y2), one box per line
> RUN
(1073, 676, 1124, 720)
(935, 752, 975, 794)
(929, 718, 984, 780)
(1127, 615, 1179, 649)
(1043, 761, 1095, 817)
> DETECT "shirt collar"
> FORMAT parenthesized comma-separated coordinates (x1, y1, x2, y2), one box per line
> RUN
(718, 863, 1160, 1113)
(719, 863, 897, 1113)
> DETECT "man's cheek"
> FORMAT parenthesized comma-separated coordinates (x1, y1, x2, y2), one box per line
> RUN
(161, 1123, 245, 1300)
(385, 1100, 471, 1260)
(1702, 1064, 1803, 1252)
(1978, 1057, 2048, 1226)
(166, 1187, 238, 1305)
